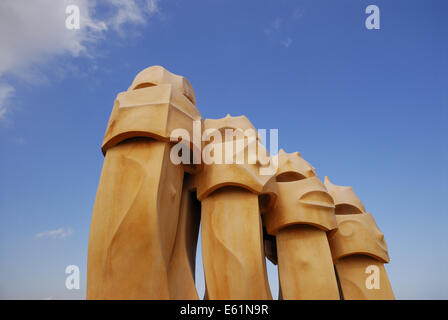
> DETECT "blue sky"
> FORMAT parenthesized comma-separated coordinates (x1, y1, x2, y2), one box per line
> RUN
(0, 0, 447, 299)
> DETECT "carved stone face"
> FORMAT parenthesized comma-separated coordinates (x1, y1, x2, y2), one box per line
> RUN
(324, 176, 366, 215)
(101, 66, 202, 155)
(264, 150, 337, 235)
(329, 213, 389, 263)
(195, 114, 278, 209)
(273, 149, 315, 181)
(128, 65, 196, 105)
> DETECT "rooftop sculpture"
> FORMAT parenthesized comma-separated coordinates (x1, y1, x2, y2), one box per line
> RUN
(87, 66, 394, 300)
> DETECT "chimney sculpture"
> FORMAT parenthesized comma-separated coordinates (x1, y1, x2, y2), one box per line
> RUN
(264, 150, 340, 299)
(87, 66, 395, 300)
(324, 177, 395, 300)
(87, 66, 202, 299)
(195, 115, 277, 299)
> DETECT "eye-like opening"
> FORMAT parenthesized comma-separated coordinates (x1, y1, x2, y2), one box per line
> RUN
(335, 204, 363, 215)
(134, 82, 157, 90)
(276, 171, 306, 182)
(183, 92, 195, 104)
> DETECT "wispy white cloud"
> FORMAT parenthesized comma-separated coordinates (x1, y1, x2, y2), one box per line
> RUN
(264, 7, 303, 48)
(36, 228, 73, 239)
(0, 0, 161, 120)
(264, 18, 282, 36)
(108, 0, 160, 32)
(0, 83, 15, 119)
(281, 37, 292, 48)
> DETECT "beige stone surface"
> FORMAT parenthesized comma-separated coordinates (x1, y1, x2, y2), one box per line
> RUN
(325, 177, 395, 300)
(276, 225, 340, 299)
(87, 66, 202, 299)
(329, 213, 390, 263)
(201, 187, 272, 299)
(87, 66, 395, 300)
(87, 140, 183, 299)
(196, 114, 274, 300)
(335, 256, 395, 300)
(264, 150, 339, 300)
(265, 176, 336, 235)
(196, 115, 277, 204)
(101, 66, 202, 174)
(324, 176, 366, 215)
